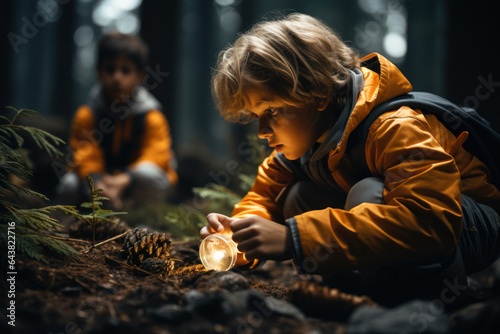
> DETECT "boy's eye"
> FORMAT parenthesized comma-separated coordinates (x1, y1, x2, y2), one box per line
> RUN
(121, 67, 132, 75)
(266, 108, 278, 116)
(103, 65, 133, 75)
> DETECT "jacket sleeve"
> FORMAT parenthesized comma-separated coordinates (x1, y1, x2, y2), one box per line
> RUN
(231, 150, 294, 269)
(131, 110, 178, 185)
(231, 150, 293, 221)
(289, 108, 463, 274)
(69, 106, 105, 179)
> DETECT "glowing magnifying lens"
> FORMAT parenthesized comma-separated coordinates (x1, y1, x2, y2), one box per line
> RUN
(199, 234, 238, 271)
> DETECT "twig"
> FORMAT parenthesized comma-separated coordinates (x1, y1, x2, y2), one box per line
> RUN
(45, 234, 92, 244)
(104, 256, 153, 275)
(82, 230, 131, 254)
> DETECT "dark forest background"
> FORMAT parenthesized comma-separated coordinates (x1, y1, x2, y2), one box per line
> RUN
(1, 0, 499, 202)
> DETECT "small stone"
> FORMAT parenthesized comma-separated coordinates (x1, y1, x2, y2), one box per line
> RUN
(195, 271, 250, 292)
(61, 286, 82, 297)
(185, 290, 238, 323)
(98, 283, 114, 294)
(450, 300, 500, 333)
(149, 304, 190, 325)
(262, 297, 305, 320)
(89, 317, 141, 334)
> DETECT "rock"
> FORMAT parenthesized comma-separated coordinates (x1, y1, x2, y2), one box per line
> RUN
(61, 286, 82, 297)
(184, 289, 205, 304)
(98, 283, 114, 294)
(347, 300, 449, 334)
(449, 299, 500, 334)
(89, 318, 141, 334)
(261, 297, 305, 320)
(149, 303, 191, 325)
(232, 289, 305, 321)
(185, 290, 239, 323)
(179, 288, 305, 325)
(195, 271, 250, 292)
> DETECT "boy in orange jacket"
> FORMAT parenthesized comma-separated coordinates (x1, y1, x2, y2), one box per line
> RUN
(57, 32, 177, 210)
(201, 13, 500, 302)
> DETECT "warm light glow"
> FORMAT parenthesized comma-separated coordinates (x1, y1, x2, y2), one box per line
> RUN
(199, 234, 237, 271)
(212, 250, 225, 261)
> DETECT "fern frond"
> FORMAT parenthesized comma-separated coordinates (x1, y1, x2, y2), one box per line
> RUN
(6, 205, 76, 232)
(77, 214, 116, 225)
(2, 107, 65, 158)
(16, 236, 47, 263)
(15, 125, 64, 157)
(0, 126, 25, 147)
(5, 107, 44, 123)
(18, 233, 78, 263)
(0, 199, 21, 210)
(0, 108, 78, 263)
(80, 202, 93, 209)
(0, 180, 49, 201)
(95, 209, 127, 219)
(0, 155, 33, 180)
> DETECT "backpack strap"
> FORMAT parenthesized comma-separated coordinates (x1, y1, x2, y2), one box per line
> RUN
(346, 92, 500, 187)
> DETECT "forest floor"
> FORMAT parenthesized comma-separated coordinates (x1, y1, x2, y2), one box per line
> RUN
(2, 217, 500, 334)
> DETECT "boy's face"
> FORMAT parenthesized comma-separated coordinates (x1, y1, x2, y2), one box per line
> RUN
(245, 90, 332, 160)
(98, 56, 144, 102)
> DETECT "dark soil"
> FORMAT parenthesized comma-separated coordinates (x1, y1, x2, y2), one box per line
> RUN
(2, 225, 500, 334)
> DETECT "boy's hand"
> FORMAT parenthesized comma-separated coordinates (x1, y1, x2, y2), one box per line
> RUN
(96, 173, 131, 209)
(231, 216, 293, 261)
(200, 213, 237, 239)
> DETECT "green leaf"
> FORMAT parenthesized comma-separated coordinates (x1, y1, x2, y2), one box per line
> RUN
(96, 210, 127, 219)
(79, 214, 97, 220)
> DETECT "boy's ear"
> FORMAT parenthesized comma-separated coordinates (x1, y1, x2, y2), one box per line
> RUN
(316, 97, 332, 111)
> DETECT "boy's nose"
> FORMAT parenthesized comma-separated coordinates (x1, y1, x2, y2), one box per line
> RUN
(257, 119, 273, 139)
(113, 72, 123, 81)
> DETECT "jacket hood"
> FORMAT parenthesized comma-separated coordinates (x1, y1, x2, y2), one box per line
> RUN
(87, 83, 162, 117)
(309, 53, 413, 166)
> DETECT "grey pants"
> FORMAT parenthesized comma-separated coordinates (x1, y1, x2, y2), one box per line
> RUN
(283, 177, 500, 305)
(56, 162, 171, 208)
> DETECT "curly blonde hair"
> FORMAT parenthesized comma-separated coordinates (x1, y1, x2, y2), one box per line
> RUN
(212, 13, 360, 123)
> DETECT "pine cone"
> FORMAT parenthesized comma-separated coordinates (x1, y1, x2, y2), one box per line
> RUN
(140, 258, 175, 276)
(69, 218, 129, 241)
(288, 281, 377, 320)
(121, 227, 172, 266)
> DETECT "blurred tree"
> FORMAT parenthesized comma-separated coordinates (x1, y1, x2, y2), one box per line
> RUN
(445, 0, 500, 132)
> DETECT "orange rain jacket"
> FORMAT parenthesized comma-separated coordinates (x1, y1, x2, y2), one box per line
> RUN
(232, 53, 500, 274)
(69, 85, 178, 185)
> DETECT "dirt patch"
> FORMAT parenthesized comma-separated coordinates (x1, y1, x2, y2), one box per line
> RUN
(3, 231, 500, 334)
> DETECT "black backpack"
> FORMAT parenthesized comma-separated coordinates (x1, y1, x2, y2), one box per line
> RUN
(347, 91, 500, 190)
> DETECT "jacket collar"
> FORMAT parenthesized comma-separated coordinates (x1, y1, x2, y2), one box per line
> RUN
(86, 83, 162, 118)
(308, 68, 364, 162)
(304, 53, 413, 166)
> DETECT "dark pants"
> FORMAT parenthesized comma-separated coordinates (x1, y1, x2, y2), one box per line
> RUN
(283, 178, 500, 305)
(56, 162, 171, 208)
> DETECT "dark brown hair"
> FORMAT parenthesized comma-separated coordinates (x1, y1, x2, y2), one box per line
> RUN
(97, 32, 149, 70)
